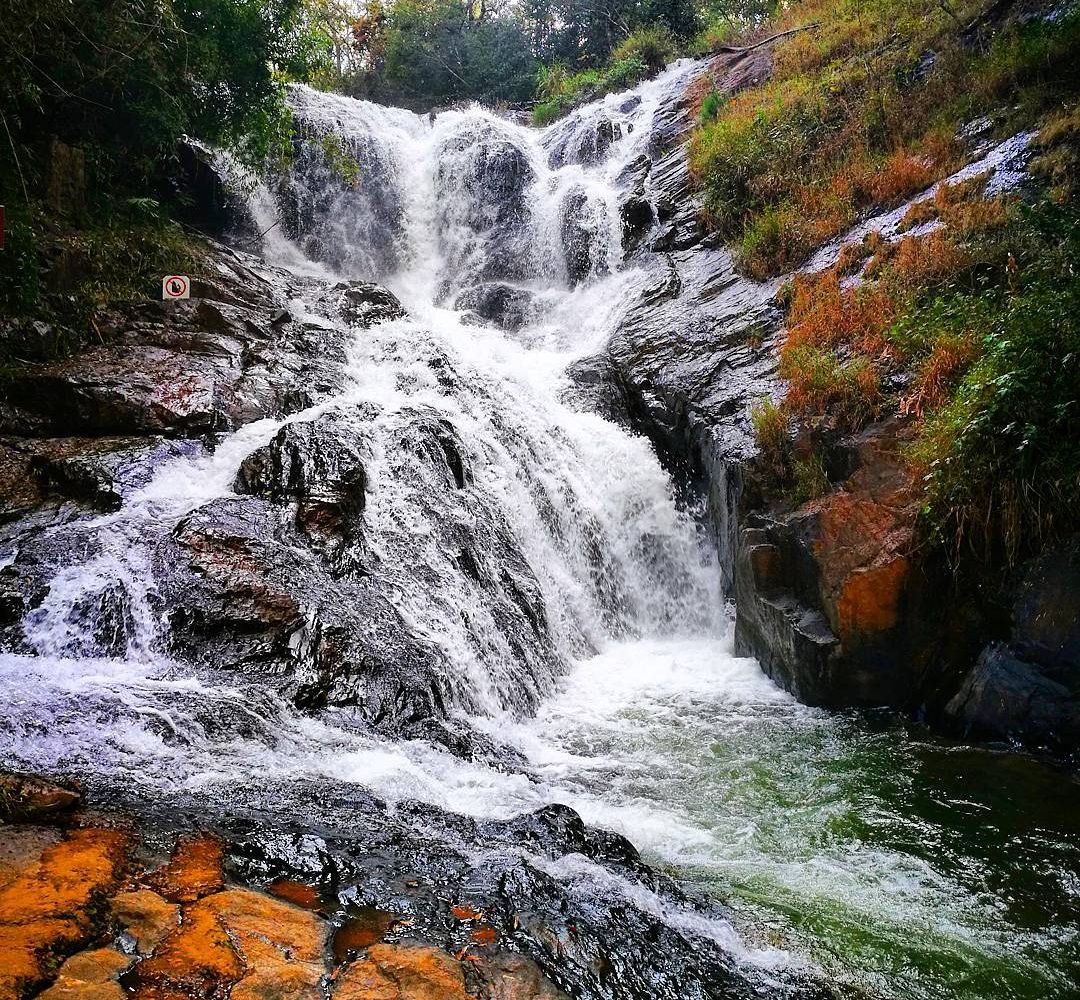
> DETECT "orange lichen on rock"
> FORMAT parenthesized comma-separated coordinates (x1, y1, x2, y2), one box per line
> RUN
(0, 826, 130, 1000)
(203, 889, 326, 1000)
(145, 833, 224, 903)
(129, 887, 327, 1000)
(36, 947, 131, 1000)
(333, 942, 470, 1000)
(127, 900, 244, 999)
(267, 878, 321, 911)
(110, 889, 179, 955)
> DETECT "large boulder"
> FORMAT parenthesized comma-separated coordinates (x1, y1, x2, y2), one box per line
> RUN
(945, 537, 1080, 749)
(560, 185, 611, 287)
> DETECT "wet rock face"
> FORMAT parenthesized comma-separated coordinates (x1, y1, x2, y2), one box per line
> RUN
(732, 418, 953, 709)
(436, 122, 537, 289)
(0, 787, 823, 1000)
(275, 111, 407, 277)
(151, 404, 559, 726)
(454, 283, 537, 332)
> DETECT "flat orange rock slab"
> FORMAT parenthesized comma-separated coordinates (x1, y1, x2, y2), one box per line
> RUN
(333, 942, 470, 1000)
(0, 826, 130, 1000)
(144, 833, 224, 903)
(129, 887, 326, 1000)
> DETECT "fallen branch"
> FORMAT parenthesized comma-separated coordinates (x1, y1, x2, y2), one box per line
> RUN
(712, 22, 820, 55)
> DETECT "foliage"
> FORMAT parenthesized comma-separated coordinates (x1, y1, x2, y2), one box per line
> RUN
(750, 397, 790, 475)
(689, 0, 1080, 276)
(0, 0, 322, 192)
(533, 55, 648, 124)
(907, 202, 1080, 564)
(0, 200, 204, 363)
(613, 25, 679, 75)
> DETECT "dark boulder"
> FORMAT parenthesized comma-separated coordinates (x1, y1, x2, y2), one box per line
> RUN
(454, 284, 537, 332)
(172, 138, 257, 240)
(545, 114, 623, 169)
(330, 281, 406, 327)
(435, 123, 536, 287)
(945, 537, 1080, 749)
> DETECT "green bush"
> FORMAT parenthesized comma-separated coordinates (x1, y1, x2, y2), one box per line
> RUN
(699, 89, 724, 123)
(612, 26, 678, 75)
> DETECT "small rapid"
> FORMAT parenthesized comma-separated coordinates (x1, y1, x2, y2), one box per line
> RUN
(1, 59, 1078, 1000)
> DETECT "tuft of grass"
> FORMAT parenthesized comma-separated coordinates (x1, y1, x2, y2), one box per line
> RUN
(780, 343, 882, 431)
(751, 396, 790, 475)
(792, 453, 831, 503)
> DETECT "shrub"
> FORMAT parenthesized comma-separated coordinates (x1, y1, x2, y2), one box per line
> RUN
(916, 276, 1080, 564)
(751, 397, 790, 475)
(699, 89, 724, 123)
(613, 26, 678, 75)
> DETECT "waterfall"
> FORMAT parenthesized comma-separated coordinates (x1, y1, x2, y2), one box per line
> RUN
(2, 59, 1074, 1000)
(0, 57, 727, 774)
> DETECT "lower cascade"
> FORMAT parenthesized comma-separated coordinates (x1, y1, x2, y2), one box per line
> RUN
(1, 60, 1077, 1000)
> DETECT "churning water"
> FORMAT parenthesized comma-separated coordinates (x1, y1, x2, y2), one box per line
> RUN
(2, 61, 1078, 999)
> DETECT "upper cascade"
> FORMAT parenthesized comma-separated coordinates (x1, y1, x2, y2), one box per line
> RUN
(257, 59, 706, 304)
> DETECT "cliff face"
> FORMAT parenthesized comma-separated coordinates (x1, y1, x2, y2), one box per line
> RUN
(602, 40, 1080, 756)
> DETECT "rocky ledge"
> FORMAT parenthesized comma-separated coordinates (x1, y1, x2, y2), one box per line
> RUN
(0, 775, 568, 1000)
(599, 47, 1080, 756)
(0, 773, 829, 1000)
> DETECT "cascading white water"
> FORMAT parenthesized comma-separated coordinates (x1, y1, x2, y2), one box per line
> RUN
(2, 61, 1075, 1000)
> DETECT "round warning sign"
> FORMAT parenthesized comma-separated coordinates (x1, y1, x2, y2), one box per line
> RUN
(162, 275, 190, 299)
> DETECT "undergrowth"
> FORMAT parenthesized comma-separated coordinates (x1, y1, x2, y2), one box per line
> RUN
(689, 0, 1080, 277)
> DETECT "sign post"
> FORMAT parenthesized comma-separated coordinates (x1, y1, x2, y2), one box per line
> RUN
(162, 275, 190, 300)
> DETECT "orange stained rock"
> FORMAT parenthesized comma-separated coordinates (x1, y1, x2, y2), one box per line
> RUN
(36, 947, 131, 1000)
(146, 833, 224, 903)
(128, 899, 244, 998)
(130, 888, 327, 1000)
(837, 556, 909, 639)
(267, 878, 321, 910)
(110, 889, 179, 954)
(0, 826, 130, 1000)
(333, 942, 470, 1000)
(332, 908, 396, 962)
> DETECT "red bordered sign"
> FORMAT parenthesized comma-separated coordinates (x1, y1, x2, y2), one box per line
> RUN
(162, 275, 190, 299)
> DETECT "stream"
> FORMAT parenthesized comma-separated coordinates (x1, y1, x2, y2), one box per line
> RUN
(1, 60, 1078, 1000)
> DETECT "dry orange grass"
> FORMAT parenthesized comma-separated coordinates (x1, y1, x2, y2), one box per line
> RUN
(900, 333, 979, 416)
